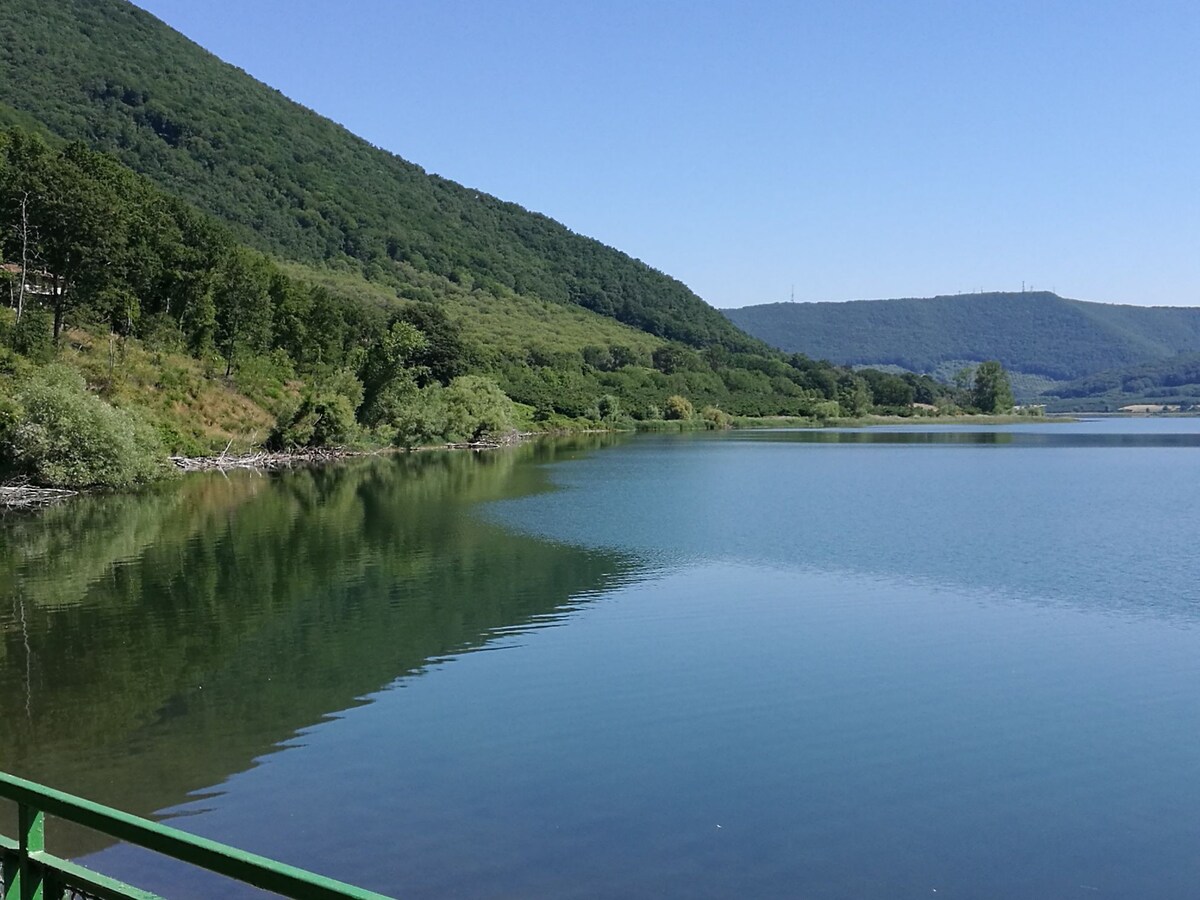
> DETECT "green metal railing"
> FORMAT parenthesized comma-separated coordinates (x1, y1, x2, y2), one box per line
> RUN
(0, 772, 394, 900)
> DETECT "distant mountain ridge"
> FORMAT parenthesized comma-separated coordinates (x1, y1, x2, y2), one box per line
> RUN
(725, 292, 1200, 381)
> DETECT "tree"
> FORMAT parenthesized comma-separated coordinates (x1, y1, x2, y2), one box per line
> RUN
(213, 248, 274, 376)
(358, 318, 428, 424)
(971, 360, 1014, 413)
(396, 302, 471, 385)
(836, 373, 872, 416)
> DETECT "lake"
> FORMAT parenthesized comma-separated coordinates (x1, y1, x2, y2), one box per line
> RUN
(2, 419, 1199, 898)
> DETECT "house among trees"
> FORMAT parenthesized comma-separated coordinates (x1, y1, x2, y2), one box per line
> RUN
(1, 262, 62, 297)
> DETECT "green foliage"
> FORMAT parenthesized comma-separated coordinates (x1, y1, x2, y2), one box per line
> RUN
(594, 394, 625, 424)
(214, 247, 274, 374)
(442, 375, 515, 442)
(358, 319, 427, 425)
(971, 361, 1014, 413)
(5, 365, 164, 487)
(395, 302, 472, 385)
(10, 307, 53, 361)
(268, 391, 357, 449)
(809, 399, 843, 420)
(0, 0, 764, 352)
(230, 348, 296, 414)
(388, 384, 450, 450)
(836, 374, 872, 416)
(653, 344, 704, 374)
(664, 394, 695, 420)
(701, 405, 733, 429)
(0, 385, 22, 444)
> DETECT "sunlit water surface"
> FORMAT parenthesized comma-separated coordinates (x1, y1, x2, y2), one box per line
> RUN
(2, 420, 1199, 898)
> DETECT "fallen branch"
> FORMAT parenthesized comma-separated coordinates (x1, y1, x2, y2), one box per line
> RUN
(445, 431, 527, 451)
(0, 484, 78, 509)
(169, 447, 361, 472)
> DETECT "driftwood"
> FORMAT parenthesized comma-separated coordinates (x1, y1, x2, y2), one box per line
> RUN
(0, 484, 78, 509)
(169, 447, 360, 473)
(445, 431, 528, 451)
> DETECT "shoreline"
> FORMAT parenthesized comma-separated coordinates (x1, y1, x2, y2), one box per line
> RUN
(0, 433, 538, 510)
(0, 413, 1085, 509)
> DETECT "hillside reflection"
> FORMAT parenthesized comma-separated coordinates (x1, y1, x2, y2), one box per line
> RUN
(0, 437, 637, 853)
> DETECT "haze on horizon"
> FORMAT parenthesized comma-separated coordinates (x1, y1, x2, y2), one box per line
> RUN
(132, 0, 1200, 309)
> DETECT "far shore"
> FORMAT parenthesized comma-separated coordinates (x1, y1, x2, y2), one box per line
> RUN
(730, 412, 1076, 429)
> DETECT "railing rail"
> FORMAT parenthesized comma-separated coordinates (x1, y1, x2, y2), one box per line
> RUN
(0, 772, 394, 900)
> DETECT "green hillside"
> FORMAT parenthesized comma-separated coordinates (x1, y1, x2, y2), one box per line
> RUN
(0, 0, 755, 352)
(726, 293, 1200, 381)
(5, 0, 957, 489)
(1041, 352, 1200, 411)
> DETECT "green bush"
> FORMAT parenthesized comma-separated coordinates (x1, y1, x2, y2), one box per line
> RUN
(701, 405, 733, 429)
(443, 375, 515, 442)
(664, 394, 695, 420)
(11, 309, 53, 362)
(268, 391, 357, 449)
(0, 388, 23, 455)
(7, 366, 165, 487)
(389, 384, 449, 450)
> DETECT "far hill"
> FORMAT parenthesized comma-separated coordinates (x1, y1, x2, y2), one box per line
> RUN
(1041, 352, 1200, 411)
(725, 292, 1200, 381)
(0, 0, 756, 352)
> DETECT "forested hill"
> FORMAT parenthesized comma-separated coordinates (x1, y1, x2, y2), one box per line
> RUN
(0, 0, 754, 351)
(725, 292, 1200, 380)
(1045, 352, 1200, 409)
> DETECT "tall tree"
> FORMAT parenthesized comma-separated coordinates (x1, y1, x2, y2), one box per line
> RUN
(972, 360, 1014, 413)
(213, 248, 274, 376)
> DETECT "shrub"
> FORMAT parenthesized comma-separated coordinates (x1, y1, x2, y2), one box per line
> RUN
(390, 384, 449, 450)
(11, 308, 53, 362)
(268, 391, 357, 449)
(0, 389, 23, 458)
(595, 394, 623, 423)
(664, 394, 694, 420)
(443, 375, 515, 442)
(8, 366, 164, 487)
(701, 405, 733, 429)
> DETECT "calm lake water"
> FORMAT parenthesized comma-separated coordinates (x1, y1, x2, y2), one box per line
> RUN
(2, 419, 1199, 898)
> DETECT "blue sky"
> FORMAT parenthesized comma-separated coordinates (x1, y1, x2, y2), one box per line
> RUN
(133, 1, 1199, 308)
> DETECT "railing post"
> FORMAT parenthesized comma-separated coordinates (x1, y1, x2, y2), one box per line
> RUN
(17, 802, 44, 900)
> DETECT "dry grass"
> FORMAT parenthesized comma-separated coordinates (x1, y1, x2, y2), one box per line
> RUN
(58, 328, 279, 455)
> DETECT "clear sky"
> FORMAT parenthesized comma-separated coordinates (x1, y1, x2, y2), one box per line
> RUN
(132, 0, 1199, 308)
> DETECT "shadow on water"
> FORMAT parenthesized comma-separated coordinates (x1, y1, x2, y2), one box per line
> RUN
(0, 435, 638, 855)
